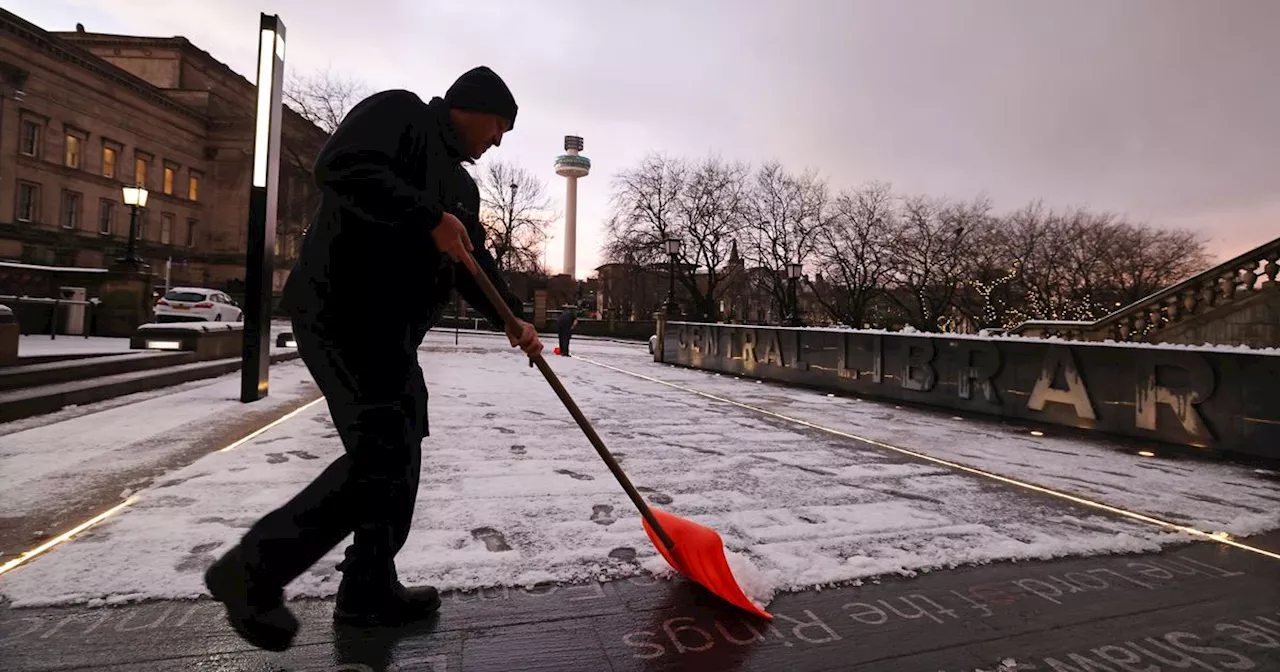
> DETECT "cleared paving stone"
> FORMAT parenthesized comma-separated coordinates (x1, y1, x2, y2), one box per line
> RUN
(2, 532, 1277, 671)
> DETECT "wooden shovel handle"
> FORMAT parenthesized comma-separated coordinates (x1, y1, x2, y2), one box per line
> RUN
(459, 252, 676, 550)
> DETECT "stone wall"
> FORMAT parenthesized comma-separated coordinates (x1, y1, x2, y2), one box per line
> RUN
(659, 322, 1279, 460)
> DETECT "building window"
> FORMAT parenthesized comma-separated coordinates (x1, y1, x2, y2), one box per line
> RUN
(188, 172, 201, 201)
(163, 164, 177, 195)
(64, 134, 82, 169)
(99, 199, 116, 235)
(20, 121, 40, 158)
(135, 154, 150, 187)
(102, 146, 118, 179)
(160, 213, 174, 245)
(187, 219, 198, 247)
(138, 210, 149, 241)
(16, 182, 40, 222)
(61, 191, 82, 229)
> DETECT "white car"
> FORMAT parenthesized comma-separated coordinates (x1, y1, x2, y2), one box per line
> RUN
(154, 287, 244, 323)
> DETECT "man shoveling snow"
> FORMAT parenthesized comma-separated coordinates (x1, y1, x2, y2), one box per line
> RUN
(204, 66, 542, 652)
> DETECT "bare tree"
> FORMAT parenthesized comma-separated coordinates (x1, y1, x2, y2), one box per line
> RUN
(883, 194, 991, 331)
(473, 161, 557, 273)
(741, 162, 829, 322)
(283, 66, 370, 134)
(604, 153, 687, 267)
(811, 183, 896, 327)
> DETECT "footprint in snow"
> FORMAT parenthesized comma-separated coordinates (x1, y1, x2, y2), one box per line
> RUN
(288, 450, 319, 460)
(510, 445, 527, 455)
(470, 527, 512, 552)
(608, 547, 637, 562)
(483, 412, 498, 420)
(494, 427, 515, 435)
(590, 504, 616, 526)
(265, 453, 288, 464)
(175, 541, 222, 573)
(555, 469, 594, 481)
(636, 487, 673, 505)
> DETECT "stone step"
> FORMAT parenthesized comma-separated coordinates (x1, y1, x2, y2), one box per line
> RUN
(0, 350, 301, 424)
(0, 351, 195, 391)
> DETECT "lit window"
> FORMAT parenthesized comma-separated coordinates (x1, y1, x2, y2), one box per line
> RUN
(188, 174, 200, 201)
(103, 146, 117, 179)
(64, 135, 81, 169)
(163, 165, 176, 195)
(135, 156, 149, 186)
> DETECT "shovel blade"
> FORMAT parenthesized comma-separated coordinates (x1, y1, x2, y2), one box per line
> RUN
(642, 508, 772, 620)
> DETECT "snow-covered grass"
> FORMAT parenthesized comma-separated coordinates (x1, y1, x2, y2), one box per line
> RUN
(0, 332, 1274, 610)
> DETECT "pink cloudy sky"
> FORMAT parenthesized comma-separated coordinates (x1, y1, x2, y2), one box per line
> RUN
(10, 0, 1277, 275)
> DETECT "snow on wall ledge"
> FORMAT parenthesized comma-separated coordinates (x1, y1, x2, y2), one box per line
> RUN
(659, 322, 1279, 460)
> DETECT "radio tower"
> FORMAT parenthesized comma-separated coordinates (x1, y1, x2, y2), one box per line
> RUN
(553, 135, 590, 278)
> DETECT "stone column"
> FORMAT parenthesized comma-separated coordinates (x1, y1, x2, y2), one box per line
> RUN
(97, 266, 156, 336)
(653, 311, 668, 363)
(533, 288, 548, 332)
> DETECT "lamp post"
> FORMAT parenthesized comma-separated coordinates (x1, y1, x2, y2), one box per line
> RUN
(241, 13, 286, 403)
(118, 185, 149, 268)
(663, 237, 681, 315)
(785, 261, 803, 326)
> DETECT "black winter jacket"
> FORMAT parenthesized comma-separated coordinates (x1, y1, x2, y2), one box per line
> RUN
(281, 90, 523, 342)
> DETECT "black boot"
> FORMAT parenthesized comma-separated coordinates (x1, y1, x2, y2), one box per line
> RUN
(204, 546, 299, 652)
(333, 563, 441, 626)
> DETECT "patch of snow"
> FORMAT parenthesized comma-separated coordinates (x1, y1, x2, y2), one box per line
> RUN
(135, 322, 244, 333)
(723, 549, 777, 610)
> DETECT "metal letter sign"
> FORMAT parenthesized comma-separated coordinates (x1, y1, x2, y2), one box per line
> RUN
(241, 14, 286, 403)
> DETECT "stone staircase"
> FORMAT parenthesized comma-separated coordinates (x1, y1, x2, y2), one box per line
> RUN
(1009, 236, 1280, 348)
(0, 348, 300, 423)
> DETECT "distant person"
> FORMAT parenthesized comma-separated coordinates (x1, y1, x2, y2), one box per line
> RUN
(557, 306, 579, 356)
(204, 66, 541, 652)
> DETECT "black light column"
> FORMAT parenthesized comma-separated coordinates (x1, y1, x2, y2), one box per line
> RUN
(241, 14, 286, 403)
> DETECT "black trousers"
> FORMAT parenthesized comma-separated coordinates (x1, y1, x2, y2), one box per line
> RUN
(558, 329, 571, 356)
(237, 318, 427, 588)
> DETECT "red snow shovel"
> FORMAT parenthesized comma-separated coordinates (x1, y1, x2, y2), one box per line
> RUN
(461, 251, 772, 621)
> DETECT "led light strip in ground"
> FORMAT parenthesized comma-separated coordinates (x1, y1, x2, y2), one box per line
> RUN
(0, 395, 328, 578)
(577, 356, 1280, 562)
(0, 497, 138, 577)
(218, 395, 326, 452)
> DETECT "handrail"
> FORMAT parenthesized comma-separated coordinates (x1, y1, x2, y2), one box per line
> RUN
(1010, 236, 1279, 340)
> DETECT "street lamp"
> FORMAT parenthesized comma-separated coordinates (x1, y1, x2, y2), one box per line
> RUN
(118, 184, 149, 268)
(663, 237, 681, 315)
(241, 13, 286, 403)
(785, 261, 803, 326)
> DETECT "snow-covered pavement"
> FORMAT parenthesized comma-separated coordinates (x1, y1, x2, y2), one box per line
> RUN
(0, 332, 1275, 609)
(0, 359, 319, 564)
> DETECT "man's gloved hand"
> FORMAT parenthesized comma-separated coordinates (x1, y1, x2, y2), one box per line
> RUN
(508, 319, 543, 358)
(431, 212, 479, 275)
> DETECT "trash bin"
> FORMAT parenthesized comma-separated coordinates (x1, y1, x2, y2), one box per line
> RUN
(0, 305, 19, 366)
(60, 286, 86, 335)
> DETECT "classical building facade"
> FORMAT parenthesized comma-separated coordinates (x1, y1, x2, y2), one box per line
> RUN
(0, 9, 326, 297)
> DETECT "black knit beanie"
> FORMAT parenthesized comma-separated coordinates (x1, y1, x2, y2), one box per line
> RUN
(444, 66, 517, 129)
